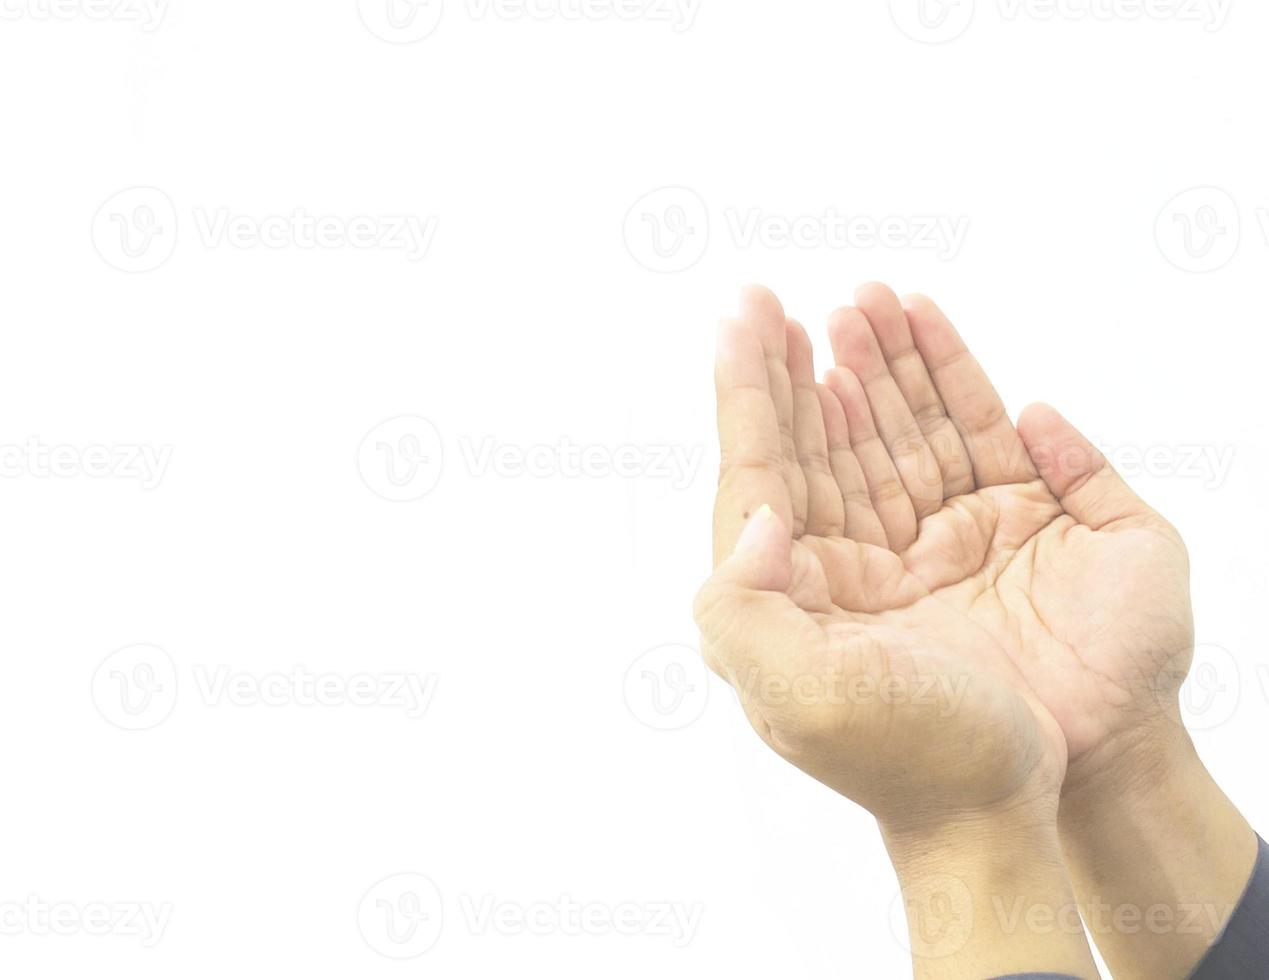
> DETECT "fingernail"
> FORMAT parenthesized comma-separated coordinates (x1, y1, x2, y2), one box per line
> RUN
(734, 504, 774, 555)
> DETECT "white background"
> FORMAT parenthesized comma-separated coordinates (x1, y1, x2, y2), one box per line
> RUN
(1, 0, 1267, 976)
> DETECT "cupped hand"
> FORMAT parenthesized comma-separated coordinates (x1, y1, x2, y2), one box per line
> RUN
(819, 283, 1193, 776)
(696, 284, 1194, 822)
(694, 286, 1070, 831)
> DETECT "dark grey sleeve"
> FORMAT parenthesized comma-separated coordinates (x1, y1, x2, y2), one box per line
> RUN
(1189, 834, 1269, 979)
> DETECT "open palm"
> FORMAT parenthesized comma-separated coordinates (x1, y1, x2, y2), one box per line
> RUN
(697, 285, 1192, 819)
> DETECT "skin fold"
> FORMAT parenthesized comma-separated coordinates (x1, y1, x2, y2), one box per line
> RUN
(694, 284, 1257, 979)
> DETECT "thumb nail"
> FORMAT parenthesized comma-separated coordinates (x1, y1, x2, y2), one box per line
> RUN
(734, 504, 775, 555)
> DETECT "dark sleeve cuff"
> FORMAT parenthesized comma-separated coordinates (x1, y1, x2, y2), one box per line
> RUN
(1189, 834, 1269, 979)
(990, 975, 1083, 979)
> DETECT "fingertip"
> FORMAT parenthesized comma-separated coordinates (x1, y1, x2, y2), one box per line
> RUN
(816, 382, 849, 442)
(785, 319, 815, 376)
(854, 281, 901, 308)
(1015, 402, 1065, 443)
(901, 292, 966, 361)
(899, 291, 935, 312)
(739, 285, 788, 355)
(824, 364, 862, 397)
(827, 304, 864, 332)
(739, 284, 785, 320)
(824, 366, 874, 432)
(827, 306, 876, 365)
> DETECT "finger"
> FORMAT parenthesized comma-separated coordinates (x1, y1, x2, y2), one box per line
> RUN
(855, 283, 975, 498)
(695, 505, 819, 685)
(742, 286, 808, 536)
(816, 384, 888, 548)
(828, 304, 944, 519)
(825, 366, 919, 552)
(801, 534, 927, 614)
(787, 320, 845, 537)
(712, 317, 790, 566)
(903, 294, 1037, 488)
(1016, 403, 1154, 531)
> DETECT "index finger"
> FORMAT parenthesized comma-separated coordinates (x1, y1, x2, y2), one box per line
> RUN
(712, 317, 793, 567)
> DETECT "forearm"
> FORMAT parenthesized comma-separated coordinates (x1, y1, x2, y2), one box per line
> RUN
(884, 805, 1099, 980)
(1059, 725, 1259, 980)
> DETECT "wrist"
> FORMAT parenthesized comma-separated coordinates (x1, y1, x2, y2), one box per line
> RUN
(882, 801, 1096, 980)
(1058, 725, 1258, 979)
(883, 793, 1063, 889)
(1061, 716, 1191, 811)
(1059, 722, 1244, 847)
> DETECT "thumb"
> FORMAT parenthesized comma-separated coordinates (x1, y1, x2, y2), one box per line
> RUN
(693, 505, 798, 678)
(1017, 403, 1153, 530)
